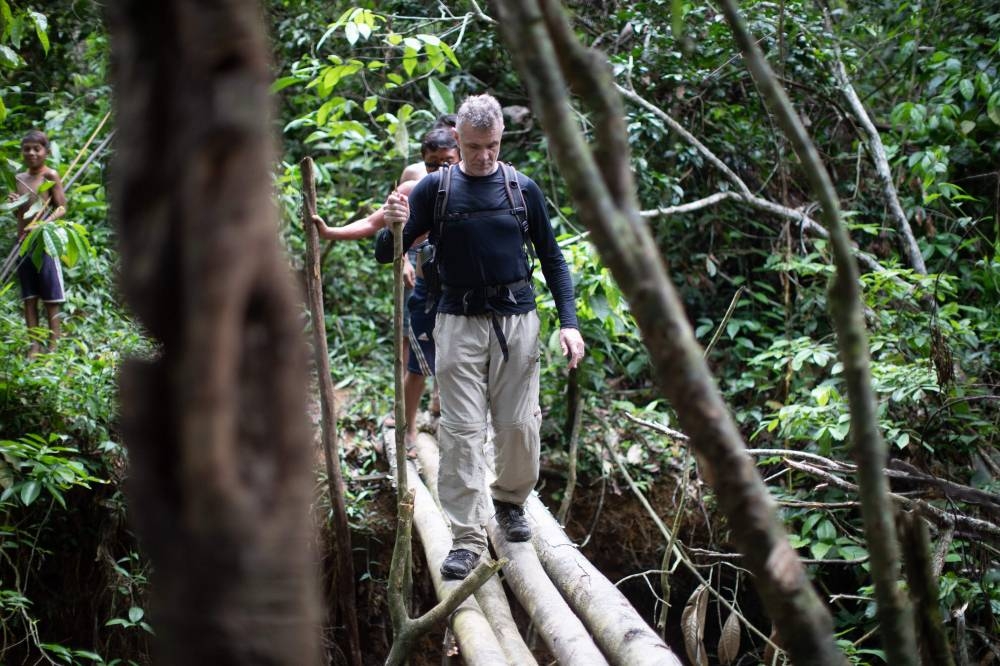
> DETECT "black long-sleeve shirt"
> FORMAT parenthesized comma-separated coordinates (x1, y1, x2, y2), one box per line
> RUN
(375, 165, 578, 329)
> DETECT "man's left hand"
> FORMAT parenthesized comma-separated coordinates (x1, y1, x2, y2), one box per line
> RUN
(402, 255, 416, 288)
(559, 328, 585, 370)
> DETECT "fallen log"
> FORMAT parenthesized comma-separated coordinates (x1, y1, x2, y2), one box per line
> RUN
(526, 497, 683, 666)
(412, 430, 538, 665)
(487, 517, 609, 665)
(384, 430, 509, 665)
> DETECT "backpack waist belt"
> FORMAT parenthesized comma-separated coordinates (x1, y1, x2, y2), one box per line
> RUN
(442, 278, 533, 361)
(441, 277, 531, 300)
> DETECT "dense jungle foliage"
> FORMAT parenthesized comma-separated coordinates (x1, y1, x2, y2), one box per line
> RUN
(0, 1, 997, 663)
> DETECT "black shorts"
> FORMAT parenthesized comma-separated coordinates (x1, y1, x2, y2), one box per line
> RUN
(18, 252, 65, 303)
(406, 278, 436, 376)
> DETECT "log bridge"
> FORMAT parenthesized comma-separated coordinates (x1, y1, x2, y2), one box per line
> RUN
(382, 427, 683, 666)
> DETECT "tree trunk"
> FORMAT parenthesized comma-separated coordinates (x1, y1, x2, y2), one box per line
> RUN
(108, 2, 321, 664)
(717, 2, 918, 664)
(491, 1, 847, 663)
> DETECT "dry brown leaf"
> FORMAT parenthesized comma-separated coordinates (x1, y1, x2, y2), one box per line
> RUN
(681, 583, 710, 666)
(717, 610, 741, 664)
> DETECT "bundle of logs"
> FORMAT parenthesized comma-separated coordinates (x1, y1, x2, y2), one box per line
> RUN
(382, 427, 682, 666)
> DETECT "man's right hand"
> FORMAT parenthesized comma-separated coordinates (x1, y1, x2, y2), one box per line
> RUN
(383, 191, 409, 228)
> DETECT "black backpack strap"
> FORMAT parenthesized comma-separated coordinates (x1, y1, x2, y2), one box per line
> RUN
(500, 162, 536, 262)
(433, 164, 453, 244)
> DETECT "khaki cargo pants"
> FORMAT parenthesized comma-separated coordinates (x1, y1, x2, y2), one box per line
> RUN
(435, 311, 542, 553)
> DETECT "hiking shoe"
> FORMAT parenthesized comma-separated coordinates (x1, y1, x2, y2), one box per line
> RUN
(494, 500, 531, 542)
(441, 548, 479, 580)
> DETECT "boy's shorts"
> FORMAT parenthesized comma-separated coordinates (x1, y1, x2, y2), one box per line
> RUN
(406, 278, 436, 376)
(18, 253, 65, 303)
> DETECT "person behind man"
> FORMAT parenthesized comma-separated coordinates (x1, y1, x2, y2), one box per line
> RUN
(8, 129, 68, 356)
(398, 113, 456, 185)
(377, 94, 585, 580)
(312, 128, 459, 451)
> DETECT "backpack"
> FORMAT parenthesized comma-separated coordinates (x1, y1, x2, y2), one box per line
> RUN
(417, 162, 534, 304)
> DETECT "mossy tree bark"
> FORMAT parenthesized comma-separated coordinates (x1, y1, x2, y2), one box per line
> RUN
(490, 1, 846, 663)
(108, 1, 321, 663)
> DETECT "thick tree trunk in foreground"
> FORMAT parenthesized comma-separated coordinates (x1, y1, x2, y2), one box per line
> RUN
(108, 2, 321, 664)
(492, 1, 846, 663)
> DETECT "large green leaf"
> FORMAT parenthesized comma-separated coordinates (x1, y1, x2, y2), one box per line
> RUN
(19, 480, 40, 506)
(428, 77, 454, 115)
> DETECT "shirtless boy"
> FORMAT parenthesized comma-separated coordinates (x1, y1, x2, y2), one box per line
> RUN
(9, 130, 67, 355)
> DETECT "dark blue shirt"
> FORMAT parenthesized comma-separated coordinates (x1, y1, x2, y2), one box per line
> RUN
(375, 165, 578, 329)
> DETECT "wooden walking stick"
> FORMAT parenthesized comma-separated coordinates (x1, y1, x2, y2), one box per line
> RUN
(300, 156, 362, 666)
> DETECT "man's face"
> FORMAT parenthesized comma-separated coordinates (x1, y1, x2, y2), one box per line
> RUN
(457, 122, 502, 177)
(423, 147, 460, 173)
(21, 142, 47, 170)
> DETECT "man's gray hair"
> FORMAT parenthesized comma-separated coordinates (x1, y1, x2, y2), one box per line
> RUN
(457, 94, 503, 130)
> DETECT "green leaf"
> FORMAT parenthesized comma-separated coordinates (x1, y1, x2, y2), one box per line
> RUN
(29, 11, 48, 54)
(0, 1, 12, 30)
(344, 21, 359, 45)
(45, 483, 66, 509)
(439, 42, 460, 68)
(24, 195, 46, 220)
(19, 480, 40, 506)
(71, 650, 104, 662)
(63, 234, 79, 266)
(269, 76, 301, 94)
(428, 78, 454, 115)
(402, 53, 417, 77)
(0, 43, 18, 68)
(2, 192, 28, 210)
(816, 519, 836, 542)
(987, 91, 1000, 126)
(43, 224, 63, 259)
(128, 606, 144, 623)
(810, 541, 832, 560)
(959, 79, 974, 100)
